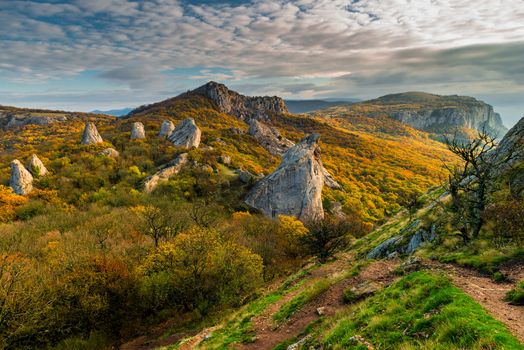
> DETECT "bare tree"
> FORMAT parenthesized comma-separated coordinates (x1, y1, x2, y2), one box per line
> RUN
(139, 205, 186, 247)
(444, 128, 515, 241)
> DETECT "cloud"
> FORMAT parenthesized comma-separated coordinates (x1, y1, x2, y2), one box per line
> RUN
(0, 0, 523, 125)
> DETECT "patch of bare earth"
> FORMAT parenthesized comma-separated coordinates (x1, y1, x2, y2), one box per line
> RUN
(234, 258, 400, 350)
(427, 260, 524, 343)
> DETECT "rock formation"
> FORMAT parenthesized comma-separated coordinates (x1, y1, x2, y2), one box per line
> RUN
(245, 134, 326, 222)
(191, 81, 288, 120)
(10, 160, 34, 195)
(143, 153, 189, 193)
(130, 122, 146, 139)
(248, 119, 294, 156)
(0, 109, 68, 130)
(168, 118, 201, 148)
(99, 148, 120, 158)
(159, 120, 175, 137)
(81, 122, 103, 144)
(27, 154, 48, 177)
(370, 92, 508, 137)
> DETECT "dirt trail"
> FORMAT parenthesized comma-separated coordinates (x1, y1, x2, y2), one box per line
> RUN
(427, 261, 524, 343)
(235, 258, 400, 350)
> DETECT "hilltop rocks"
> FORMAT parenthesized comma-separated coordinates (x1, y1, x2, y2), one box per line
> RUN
(81, 122, 103, 144)
(159, 120, 175, 137)
(192, 81, 288, 120)
(248, 119, 294, 156)
(245, 134, 326, 222)
(10, 160, 33, 195)
(28, 154, 48, 177)
(131, 122, 146, 139)
(168, 118, 201, 148)
(0, 109, 68, 130)
(99, 148, 119, 158)
(143, 153, 189, 193)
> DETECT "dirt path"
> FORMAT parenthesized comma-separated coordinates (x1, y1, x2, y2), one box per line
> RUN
(235, 259, 400, 350)
(427, 260, 524, 343)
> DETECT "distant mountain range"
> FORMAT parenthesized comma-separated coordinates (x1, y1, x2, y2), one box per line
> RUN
(90, 107, 134, 116)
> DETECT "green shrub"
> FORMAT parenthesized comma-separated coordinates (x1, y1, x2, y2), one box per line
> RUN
(505, 280, 524, 306)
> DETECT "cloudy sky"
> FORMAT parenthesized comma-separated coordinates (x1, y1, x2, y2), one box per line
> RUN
(1, 0, 523, 126)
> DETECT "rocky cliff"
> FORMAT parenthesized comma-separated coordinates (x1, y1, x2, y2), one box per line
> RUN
(248, 119, 294, 156)
(0, 108, 68, 130)
(245, 134, 326, 222)
(191, 81, 288, 120)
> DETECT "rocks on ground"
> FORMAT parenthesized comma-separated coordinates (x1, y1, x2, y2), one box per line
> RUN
(10, 159, 34, 195)
(248, 119, 294, 156)
(28, 154, 48, 177)
(143, 153, 189, 193)
(244, 134, 326, 222)
(159, 120, 175, 137)
(81, 122, 103, 144)
(98, 148, 120, 158)
(168, 118, 201, 149)
(130, 122, 146, 139)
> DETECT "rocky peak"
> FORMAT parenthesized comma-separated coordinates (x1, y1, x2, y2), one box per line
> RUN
(81, 122, 103, 144)
(10, 160, 34, 195)
(28, 154, 48, 177)
(168, 118, 201, 148)
(191, 81, 288, 120)
(131, 122, 146, 139)
(159, 120, 175, 137)
(248, 119, 294, 156)
(245, 134, 326, 222)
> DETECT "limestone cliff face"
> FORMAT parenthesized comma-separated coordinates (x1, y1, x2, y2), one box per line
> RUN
(81, 122, 104, 144)
(10, 160, 34, 195)
(381, 93, 508, 137)
(191, 81, 288, 120)
(245, 134, 326, 222)
(248, 119, 294, 156)
(168, 118, 201, 148)
(0, 110, 68, 130)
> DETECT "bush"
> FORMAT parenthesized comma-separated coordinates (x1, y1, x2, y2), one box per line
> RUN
(505, 280, 524, 306)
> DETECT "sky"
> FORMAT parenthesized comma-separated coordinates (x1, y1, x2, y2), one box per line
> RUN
(0, 0, 523, 126)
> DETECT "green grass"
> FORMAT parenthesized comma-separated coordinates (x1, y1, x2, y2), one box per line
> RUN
(320, 271, 522, 349)
(273, 279, 331, 324)
(505, 280, 524, 306)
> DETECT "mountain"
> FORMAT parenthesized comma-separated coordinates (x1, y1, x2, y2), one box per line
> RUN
(320, 92, 508, 139)
(285, 99, 359, 114)
(90, 107, 134, 116)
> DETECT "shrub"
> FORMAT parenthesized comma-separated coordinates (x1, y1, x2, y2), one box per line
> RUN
(505, 280, 524, 306)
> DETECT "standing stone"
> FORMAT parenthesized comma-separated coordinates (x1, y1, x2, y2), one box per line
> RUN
(245, 134, 326, 222)
(168, 118, 201, 148)
(81, 122, 103, 144)
(10, 160, 33, 195)
(131, 122, 146, 139)
(159, 120, 175, 137)
(27, 154, 48, 177)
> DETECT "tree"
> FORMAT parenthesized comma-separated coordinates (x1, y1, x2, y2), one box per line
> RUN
(302, 217, 353, 262)
(134, 205, 186, 247)
(444, 128, 516, 241)
(399, 191, 423, 222)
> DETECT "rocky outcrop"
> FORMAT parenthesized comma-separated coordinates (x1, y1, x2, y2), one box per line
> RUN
(245, 134, 326, 222)
(381, 93, 508, 137)
(27, 154, 48, 177)
(81, 122, 103, 144)
(0, 110, 68, 130)
(248, 119, 294, 156)
(130, 122, 146, 139)
(168, 118, 201, 148)
(159, 120, 175, 137)
(143, 153, 189, 193)
(99, 148, 120, 158)
(366, 220, 437, 259)
(191, 81, 288, 120)
(10, 160, 34, 195)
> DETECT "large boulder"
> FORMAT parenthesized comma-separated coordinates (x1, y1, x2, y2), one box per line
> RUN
(10, 160, 34, 195)
(168, 118, 201, 148)
(248, 119, 294, 156)
(143, 153, 189, 193)
(81, 122, 103, 144)
(130, 122, 146, 139)
(159, 120, 175, 137)
(245, 134, 326, 222)
(27, 154, 48, 177)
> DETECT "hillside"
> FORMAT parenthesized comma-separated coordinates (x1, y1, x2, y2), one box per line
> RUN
(318, 92, 508, 140)
(284, 99, 358, 114)
(5, 82, 523, 350)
